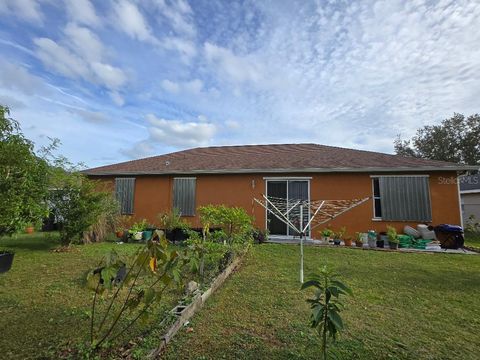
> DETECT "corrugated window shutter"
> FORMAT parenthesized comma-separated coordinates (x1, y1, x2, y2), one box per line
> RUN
(115, 178, 135, 215)
(173, 178, 196, 216)
(379, 176, 432, 221)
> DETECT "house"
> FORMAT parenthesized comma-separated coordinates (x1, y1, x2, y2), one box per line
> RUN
(460, 174, 480, 226)
(84, 144, 475, 238)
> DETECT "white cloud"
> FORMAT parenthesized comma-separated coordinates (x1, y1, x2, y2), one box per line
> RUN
(109, 91, 125, 106)
(64, 23, 104, 62)
(163, 36, 197, 61)
(64, 0, 100, 27)
(146, 114, 217, 147)
(204, 42, 262, 85)
(161, 79, 180, 94)
(161, 78, 203, 94)
(70, 108, 109, 123)
(90, 62, 127, 89)
(113, 0, 156, 43)
(120, 141, 155, 159)
(150, 0, 196, 38)
(0, 0, 43, 23)
(34, 37, 91, 80)
(34, 24, 127, 91)
(0, 60, 47, 95)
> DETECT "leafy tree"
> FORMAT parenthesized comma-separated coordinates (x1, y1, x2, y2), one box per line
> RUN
(302, 266, 352, 359)
(0, 105, 50, 236)
(394, 113, 480, 165)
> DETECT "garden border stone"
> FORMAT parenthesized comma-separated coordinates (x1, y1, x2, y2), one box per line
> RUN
(148, 255, 243, 358)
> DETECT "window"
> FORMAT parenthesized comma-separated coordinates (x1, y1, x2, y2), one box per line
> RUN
(371, 176, 432, 222)
(372, 178, 382, 218)
(173, 178, 196, 216)
(115, 178, 135, 214)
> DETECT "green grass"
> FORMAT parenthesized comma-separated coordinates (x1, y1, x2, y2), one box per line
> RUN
(465, 232, 480, 250)
(0, 232, 181, 359)
(166, 244, 480, 360)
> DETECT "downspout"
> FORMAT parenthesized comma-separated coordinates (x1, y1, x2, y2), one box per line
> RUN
(457, 172, 465, 229)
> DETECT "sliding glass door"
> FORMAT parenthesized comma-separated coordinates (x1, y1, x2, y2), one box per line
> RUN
(266, 179, 310, 237)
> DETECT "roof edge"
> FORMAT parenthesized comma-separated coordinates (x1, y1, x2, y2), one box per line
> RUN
(84, 165, 477, 176)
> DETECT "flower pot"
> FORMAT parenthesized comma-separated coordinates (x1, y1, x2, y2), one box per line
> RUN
(116, 230, 124, 238)
(25, 226, 34, 234)
(344, 239, 352, 247)
(333, 239, 341, 246)
(389, 242, 399, 250)
(142, 230, 153, 241)
(355, 240, 363, 247)
(376, 240, 384, 248)
(0, 251, 15, 273)
(367, 239, 376, 248)
(132, 232, 143, 241)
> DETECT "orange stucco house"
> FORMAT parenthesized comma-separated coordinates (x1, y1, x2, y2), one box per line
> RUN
(84, 144, 475, 239)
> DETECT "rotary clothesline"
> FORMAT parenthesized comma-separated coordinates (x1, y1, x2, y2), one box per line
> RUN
(255, 195, 370, 235)
(254, 194, 370, 283)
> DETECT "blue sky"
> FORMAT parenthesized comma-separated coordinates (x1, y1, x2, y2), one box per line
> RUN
(1, 0, 479, 167)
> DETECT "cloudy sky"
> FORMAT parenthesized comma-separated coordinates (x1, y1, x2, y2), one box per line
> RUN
(1, 0, 479, 167)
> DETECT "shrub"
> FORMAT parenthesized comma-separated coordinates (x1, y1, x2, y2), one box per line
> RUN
(157, 208, 189, 231)
(49, 173, 117, 245)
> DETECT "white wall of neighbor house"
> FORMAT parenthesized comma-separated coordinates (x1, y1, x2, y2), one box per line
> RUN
(461, 192, 480, 225)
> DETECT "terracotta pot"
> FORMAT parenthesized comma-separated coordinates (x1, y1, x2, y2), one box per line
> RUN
(25, 227, 34, 234)
(116, 230, 124, 238)
(344, 238, 352, 246)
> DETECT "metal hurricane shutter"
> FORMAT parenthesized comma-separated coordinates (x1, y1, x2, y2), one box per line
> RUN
(115, 178, 135, 214)
(379, 176, 432, 222)
(173, 178, 196, 216)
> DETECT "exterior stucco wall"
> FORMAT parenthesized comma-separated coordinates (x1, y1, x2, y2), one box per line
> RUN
(461, 192, 480, 225)
(91, 171, 462, 238)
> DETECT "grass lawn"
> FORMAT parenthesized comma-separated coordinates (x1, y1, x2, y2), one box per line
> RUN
(166, 244, 480, 360)
(464, 231, 480, 251)
(0, 232, 183, 359)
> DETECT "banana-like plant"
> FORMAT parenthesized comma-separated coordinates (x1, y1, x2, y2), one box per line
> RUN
(86, 234, 185, 350)
(301, 266, 352, 359)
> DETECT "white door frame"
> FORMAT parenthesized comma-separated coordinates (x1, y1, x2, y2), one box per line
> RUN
(264, 177, 311, 239)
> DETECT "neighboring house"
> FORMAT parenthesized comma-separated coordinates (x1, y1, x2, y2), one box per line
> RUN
(460, 174, 480, 226)
(84, 144, 475, 238)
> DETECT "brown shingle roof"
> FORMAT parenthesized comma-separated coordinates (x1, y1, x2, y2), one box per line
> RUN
(84, 143, 475, 175)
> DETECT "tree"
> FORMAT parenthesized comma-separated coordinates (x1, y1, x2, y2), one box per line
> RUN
(301, 266, 352, 359)
(394, 113, 480, 165)
(0, 105, 50, 236)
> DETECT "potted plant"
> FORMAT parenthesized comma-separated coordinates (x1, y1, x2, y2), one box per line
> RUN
(344, 235, 353, 247)
(0, 250, 15, 273)
(158, 209, 189, 243)
(142, 224, 155, 241)
(321, 227, 334, 244)
(376, 232, 385, 248)
(354, 232, 363, 247)
(333, 226, 346, 245)
(367, 230, 377, 248)
(379, 231, 389, 247)
(129, 219, 147, 241)
(116, 215, 132, 239)
(387, 226, 399, 250)
(25, 224, 35, 234)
